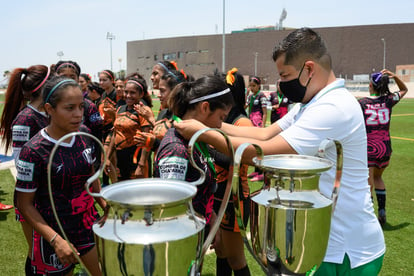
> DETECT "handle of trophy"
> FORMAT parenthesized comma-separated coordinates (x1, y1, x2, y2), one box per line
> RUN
(47, 131, 107, 275)
(187, 128, 209, 186)
(189, 128, 235, 270)
(318, 139, 343, 213)
(232, 142, 267, 271)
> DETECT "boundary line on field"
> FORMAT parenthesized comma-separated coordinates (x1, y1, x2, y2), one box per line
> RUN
(391, 136, 414, 142)
(392, 113, 414, 117)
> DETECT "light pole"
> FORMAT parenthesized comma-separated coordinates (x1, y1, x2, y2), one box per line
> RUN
(57, 51, 64, 60)
(222, 0, 226, 72)
(381, 38, 386, 69)
(118, 58, 122, 71)
(254, 52, 258, 76)
(106, 32, 116, 71)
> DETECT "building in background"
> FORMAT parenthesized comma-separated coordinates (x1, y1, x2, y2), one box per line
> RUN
(127, 23, 414, 90)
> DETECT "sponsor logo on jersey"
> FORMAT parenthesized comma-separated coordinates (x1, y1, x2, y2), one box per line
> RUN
(56, 163, 64, 174)
(12, 125, 30, 142)
(89, 112, 103, 123)
(158, 157, 188, 180)
(49, 253, 65, 269)
(16, 160, 35, 181)
(82, 147, 96, 164)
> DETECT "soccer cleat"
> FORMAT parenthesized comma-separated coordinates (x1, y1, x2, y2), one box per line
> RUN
(251, 174, 264, 182)
(0, 202, 13, 210)
(247, 172, 258, 178)
(378, 209, 386, 227)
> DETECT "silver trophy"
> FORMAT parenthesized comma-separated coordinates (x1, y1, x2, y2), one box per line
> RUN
(232, 140, 343, 275)
(48, 129, 235, 275)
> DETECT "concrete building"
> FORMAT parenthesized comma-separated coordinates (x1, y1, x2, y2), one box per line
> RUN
(127, 23, 414, 88)
(396, 64, 414, 82)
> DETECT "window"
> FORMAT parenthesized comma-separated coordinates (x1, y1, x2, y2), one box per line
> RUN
(163, 52, 177, 60)
(178, 52, 184, 58)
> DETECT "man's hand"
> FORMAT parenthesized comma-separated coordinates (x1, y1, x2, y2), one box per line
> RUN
(174, 119, 207, 140)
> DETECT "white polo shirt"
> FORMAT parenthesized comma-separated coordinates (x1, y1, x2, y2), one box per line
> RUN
(277, 79, 385, 268)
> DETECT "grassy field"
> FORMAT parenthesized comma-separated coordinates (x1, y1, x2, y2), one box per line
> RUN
(0, 96, 413, 275)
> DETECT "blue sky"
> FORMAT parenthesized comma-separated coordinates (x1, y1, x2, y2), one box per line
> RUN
(1, 0, 413, 82)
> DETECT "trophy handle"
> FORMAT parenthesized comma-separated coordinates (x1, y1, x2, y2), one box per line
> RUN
(318, 139, 343, 212)
(47, 131, 107, 275)
(232, 142, 268, 272)
(187, 128, 235, 272)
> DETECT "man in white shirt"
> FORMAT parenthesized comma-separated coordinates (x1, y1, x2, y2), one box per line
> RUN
(175, 27, 385, 275)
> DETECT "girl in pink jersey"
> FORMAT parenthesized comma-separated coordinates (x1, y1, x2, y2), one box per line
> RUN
(15, 75, 107, 275)
(0, 64, 50, 275)
(358, 69, 408, 226)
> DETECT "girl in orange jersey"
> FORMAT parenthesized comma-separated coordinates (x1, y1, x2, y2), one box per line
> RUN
(213, 68, 252, 276)
(98, 69, 118, 184)
(104, 76, 152, 179)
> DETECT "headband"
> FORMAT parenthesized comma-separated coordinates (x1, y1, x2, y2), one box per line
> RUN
(45, 79, 78, 103)
(32, 67, 50, 93)
(56, 62, 79, 74)
(251, 77, 260, 84)
(158, 62, 178, 80)
(127, 80, 144, 91)
(101, 70, 114, 81)
(189, 88, 231, 104)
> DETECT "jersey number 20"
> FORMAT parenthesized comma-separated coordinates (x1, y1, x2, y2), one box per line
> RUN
(365, 108, 390, 125)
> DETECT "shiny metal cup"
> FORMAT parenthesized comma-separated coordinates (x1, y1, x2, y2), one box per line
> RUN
(69, 128, 235, 275)
(92, 179, 204, 275)
(233, 140, 343, 275)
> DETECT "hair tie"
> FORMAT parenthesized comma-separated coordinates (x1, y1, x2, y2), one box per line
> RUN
(180, 69, 187, 80)
(189, 88, 231, 104)
(45, 79, 77, 103)
(226, 67, 238, 85)
(127, 80, 144, 91)
(32, 67, 50, 93)
(371, 72, 382, 86)
(170, 61, 179, 71)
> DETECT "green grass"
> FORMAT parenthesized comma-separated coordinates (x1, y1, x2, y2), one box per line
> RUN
(0, 98, 413, 275)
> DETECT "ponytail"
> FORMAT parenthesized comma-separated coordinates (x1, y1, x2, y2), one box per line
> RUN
(0, 65, 49, 151)
(168, 82, 194, 118)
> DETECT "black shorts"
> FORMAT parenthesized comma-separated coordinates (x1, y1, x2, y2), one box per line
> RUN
(31, 230, 95, 275)
(213, 180, 250, 232)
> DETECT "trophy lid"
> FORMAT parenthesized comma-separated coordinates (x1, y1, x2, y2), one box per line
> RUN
(100, 179, 197, 207)
(253, 154, 333, 176)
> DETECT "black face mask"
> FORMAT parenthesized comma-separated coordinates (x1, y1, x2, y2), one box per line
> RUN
(279, 63, 312, 103)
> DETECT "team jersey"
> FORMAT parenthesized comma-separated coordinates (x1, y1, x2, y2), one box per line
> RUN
(98, 89, 117, 132)
(359, 92, 400, 167)
(152, 109, 173, 150)
(15, 129, 98, 234)
(83, 98, 103, 139)
(113, 105, 151, 150)
(11, 105, 48, 163)
(215, 116, 252, 198)
(269, 91, 290, 123)
(154, 128, 216, 224)
(247, 91, 267, 127)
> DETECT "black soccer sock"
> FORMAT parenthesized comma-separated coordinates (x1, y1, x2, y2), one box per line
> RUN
(234, 265, 251, 276)
(25, 256, 34, 276)
(216, 257, 232, 276)
(375, 189, 386, 211)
